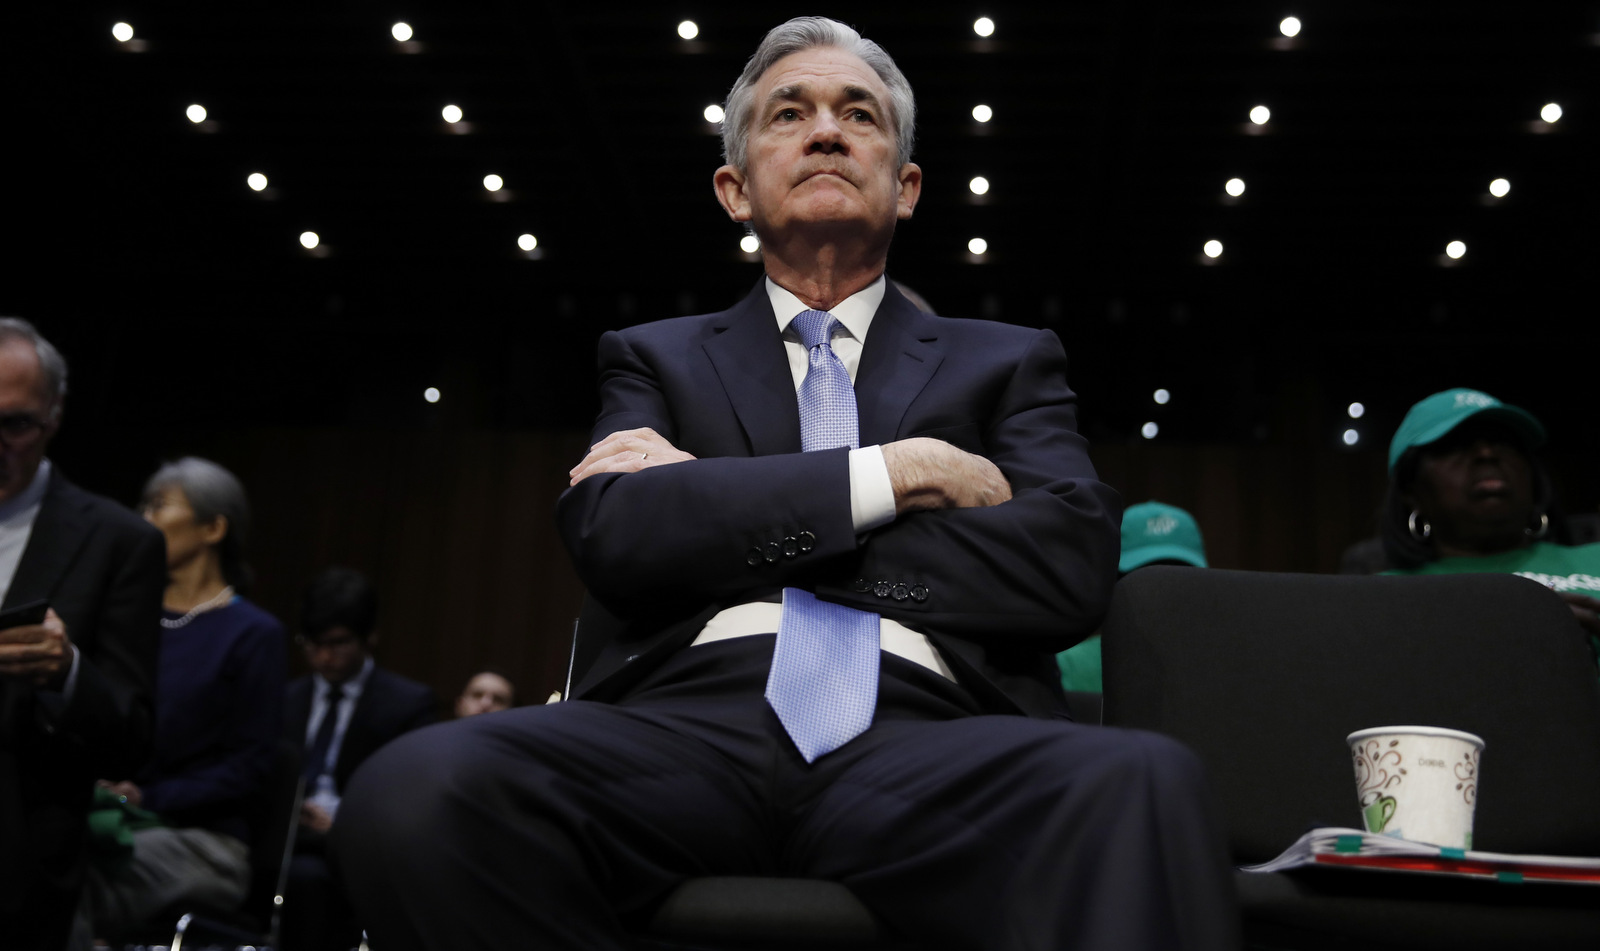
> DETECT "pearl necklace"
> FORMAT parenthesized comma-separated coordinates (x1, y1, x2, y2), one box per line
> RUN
(161, 585, 235, 629)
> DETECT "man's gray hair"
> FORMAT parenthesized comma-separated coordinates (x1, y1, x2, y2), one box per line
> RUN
(722, 17, 916, 172)
(0, 317, 68, 418)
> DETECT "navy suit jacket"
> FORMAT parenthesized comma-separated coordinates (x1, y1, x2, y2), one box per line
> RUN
(285, 667, 438, 795)
(0, 471, 166, 919)
(556, 280, 1122, 719)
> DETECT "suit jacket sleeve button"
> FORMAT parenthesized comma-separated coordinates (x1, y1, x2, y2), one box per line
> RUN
(797, 531, 816, 552)
(746, 547, 764, 567)
(910, 584, 929, 603)
(891, 583, 910, 601)
(873, 581, 891, 598)
(853, 578, 873, 593)
(764, 541, 783, 563)
(782, 536, 800, 557)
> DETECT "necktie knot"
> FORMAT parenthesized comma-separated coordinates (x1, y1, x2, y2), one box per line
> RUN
(792, 310, 839, 351)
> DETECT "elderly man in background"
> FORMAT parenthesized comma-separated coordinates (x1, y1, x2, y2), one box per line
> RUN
(0, 317, 167, 951)
(336, 18, 1237, 950)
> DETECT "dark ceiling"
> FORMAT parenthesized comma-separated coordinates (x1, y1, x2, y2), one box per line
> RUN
(2, 2, 1596, 461)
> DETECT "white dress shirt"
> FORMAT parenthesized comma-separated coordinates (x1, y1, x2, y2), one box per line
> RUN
(305, 654, 377, 783)
(0, 457, 52, 606)
(688, 277, 953, 679)
(0, 459, 83, 702)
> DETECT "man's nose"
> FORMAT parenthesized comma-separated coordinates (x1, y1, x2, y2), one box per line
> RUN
(804, 112, 847, 152)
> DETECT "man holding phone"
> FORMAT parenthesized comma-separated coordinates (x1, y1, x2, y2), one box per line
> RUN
(0, 318, 167, 951)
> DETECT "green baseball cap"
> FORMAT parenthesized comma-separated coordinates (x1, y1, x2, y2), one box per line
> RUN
(1387, 388, 1545, 472)
(1120, 501, 1208, 573)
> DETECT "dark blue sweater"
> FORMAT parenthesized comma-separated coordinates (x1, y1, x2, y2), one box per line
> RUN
(137, 597, 287, 843)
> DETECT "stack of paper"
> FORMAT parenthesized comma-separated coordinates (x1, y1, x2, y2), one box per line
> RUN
(1241, 828, 1600, 885)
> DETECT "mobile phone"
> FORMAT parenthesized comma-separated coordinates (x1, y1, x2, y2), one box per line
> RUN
(0, 599, 49, 630)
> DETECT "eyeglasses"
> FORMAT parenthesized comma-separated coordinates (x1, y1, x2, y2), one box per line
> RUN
(0, 413, 48, 447)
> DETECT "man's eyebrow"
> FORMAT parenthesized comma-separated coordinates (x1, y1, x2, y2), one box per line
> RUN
(842, 86, 883, 112)
(760, 84, 886, 115)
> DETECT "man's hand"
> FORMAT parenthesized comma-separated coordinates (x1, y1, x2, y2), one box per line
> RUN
(883, 437, 1012, 515)
(569, 427, 697, 486)
(1558, 591, 1600, 638)
(0, 608, 74, 690)
(301, 800, 334, 834)
(99, 779, 143, 810)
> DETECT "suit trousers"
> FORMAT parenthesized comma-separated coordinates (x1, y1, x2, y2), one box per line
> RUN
(334, 636, 1238, 950)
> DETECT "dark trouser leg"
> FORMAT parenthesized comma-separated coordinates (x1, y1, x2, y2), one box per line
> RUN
(791, 715, 1239, 951)
(333, 640, 1236, 951)
(331, 701, 777, 951)
(283, 852, 361, 951)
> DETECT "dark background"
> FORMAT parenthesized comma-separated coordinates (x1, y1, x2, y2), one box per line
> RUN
(1, 2, 1595, 707)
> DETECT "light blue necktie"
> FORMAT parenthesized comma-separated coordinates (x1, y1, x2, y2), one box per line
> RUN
(765, 310, 880, 763)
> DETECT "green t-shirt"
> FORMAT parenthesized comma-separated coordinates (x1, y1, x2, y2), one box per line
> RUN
(1388, 540, 1600, 669)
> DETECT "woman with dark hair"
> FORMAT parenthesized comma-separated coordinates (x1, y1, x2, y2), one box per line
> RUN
(74, 458, 285, 947)
(1382, 389, 1600, 660)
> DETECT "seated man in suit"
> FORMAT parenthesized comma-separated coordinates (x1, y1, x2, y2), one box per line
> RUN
(0, 318, 167, 951)
(284, 567, 436, 951)
(334, 18, 1237, 950)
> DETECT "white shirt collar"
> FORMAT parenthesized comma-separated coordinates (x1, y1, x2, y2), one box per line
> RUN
(766, 275, 886, 344)
(315, 654, 376, 701)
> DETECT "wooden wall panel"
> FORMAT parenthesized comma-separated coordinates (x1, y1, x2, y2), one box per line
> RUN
(155, 428, 1588, 716)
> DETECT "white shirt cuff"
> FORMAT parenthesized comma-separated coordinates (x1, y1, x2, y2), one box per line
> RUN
(849, 445, 896, 533)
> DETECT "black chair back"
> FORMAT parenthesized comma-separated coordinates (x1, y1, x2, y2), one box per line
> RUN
(1102, 567, 1600, 865)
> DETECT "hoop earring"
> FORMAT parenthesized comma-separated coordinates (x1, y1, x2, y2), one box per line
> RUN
(1527, 512, 1549, 539)
(1408, 510, 1431, 542)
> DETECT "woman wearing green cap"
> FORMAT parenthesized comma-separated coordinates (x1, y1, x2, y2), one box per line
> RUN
(1382, 388, 1600, 660)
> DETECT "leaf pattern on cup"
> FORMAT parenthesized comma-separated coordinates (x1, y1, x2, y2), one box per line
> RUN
(1353, 738, 1404, 810)
(1454, 746, 1480, 805)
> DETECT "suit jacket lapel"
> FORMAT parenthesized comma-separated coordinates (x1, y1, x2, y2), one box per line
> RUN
(4, 471, 91, 612)
(703, 283, 802, 456)
(856, 284, 944, 447)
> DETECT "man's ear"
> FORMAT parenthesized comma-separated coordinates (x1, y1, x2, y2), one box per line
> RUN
(713, 165, 752, 222)
(896, 162, 923, 220)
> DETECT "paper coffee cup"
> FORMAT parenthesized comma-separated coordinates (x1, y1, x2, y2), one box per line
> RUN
(1347, 726, 1484, 849)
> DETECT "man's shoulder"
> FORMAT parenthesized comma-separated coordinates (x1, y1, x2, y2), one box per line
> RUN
(608, 284, 769, 346)
(921, 310, 1055, 344)
(610, 309, 743, 346)
(45, 472, 161, 544)
(368, 665, 438, 704)
(286, 673, 314, 700)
